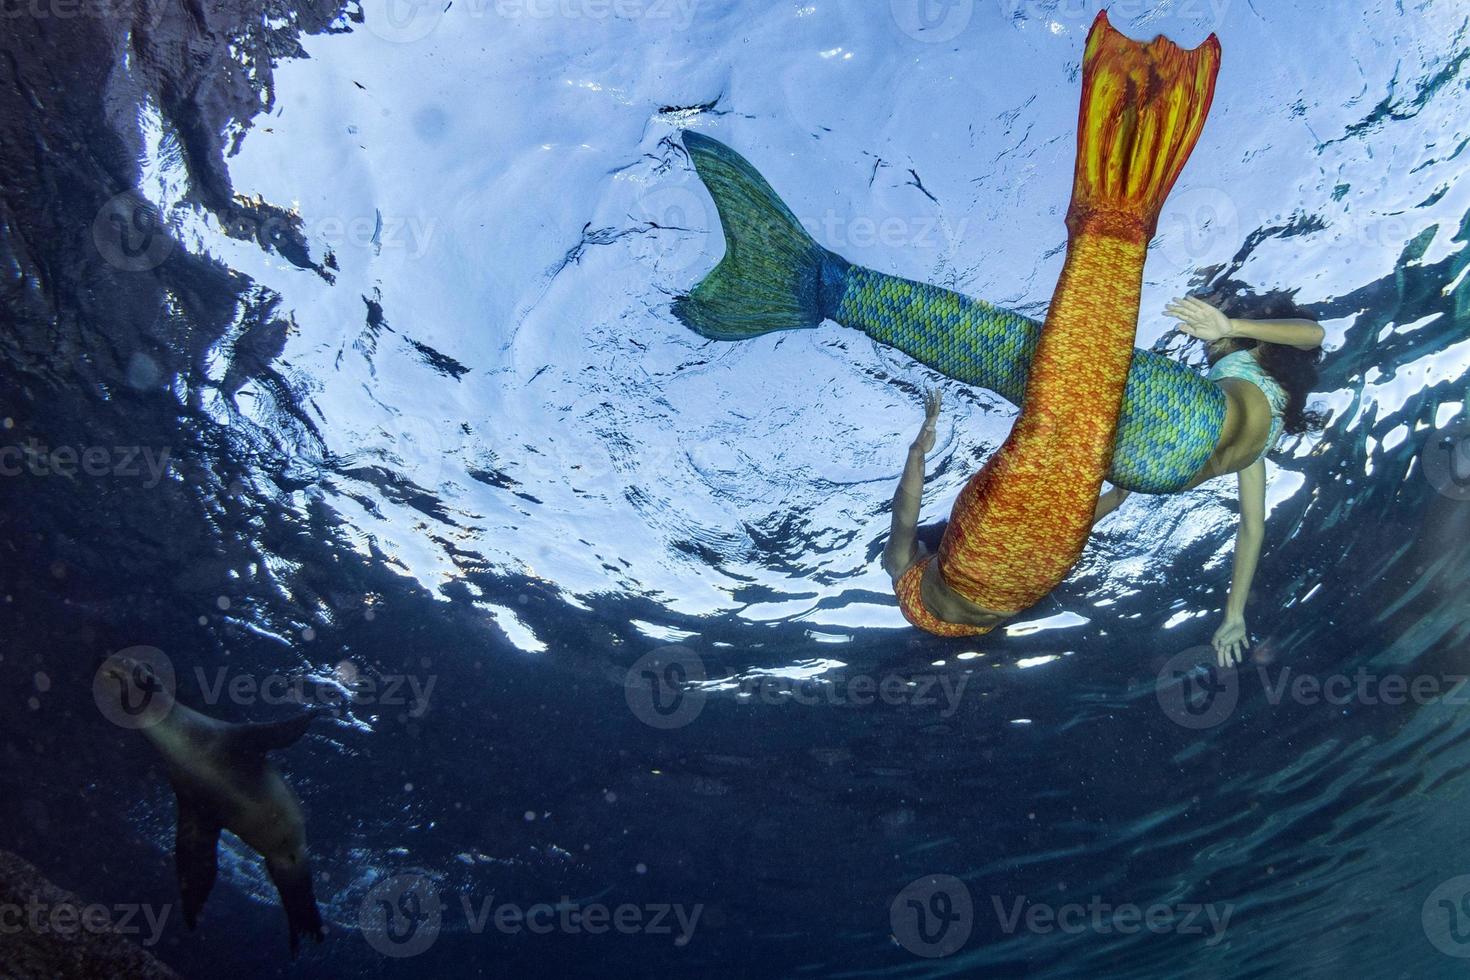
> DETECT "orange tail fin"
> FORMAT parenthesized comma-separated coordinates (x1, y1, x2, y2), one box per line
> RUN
(1066, 10, 1221, 242)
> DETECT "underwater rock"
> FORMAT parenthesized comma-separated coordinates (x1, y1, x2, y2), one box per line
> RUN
(0, 849, 181, 979)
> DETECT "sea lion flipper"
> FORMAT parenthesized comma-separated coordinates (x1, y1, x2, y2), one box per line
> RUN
(265, 854, 324, 957)
(174, 794, 222, 930)
(224, 709, 322, 759)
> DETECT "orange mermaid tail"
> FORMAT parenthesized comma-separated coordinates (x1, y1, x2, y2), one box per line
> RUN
(900, 11, 1221, 635)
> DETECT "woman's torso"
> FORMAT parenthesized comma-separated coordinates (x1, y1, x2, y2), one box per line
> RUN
(1187, 350, 1287, 485)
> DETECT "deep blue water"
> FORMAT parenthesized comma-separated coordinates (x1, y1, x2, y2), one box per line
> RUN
(2, 0, 1470, 977)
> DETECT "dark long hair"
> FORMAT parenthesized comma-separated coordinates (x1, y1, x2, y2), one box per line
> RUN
(1197, 282, 1330, 437)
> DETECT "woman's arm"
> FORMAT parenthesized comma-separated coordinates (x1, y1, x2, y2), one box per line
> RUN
(1226, 316, 1325, 350)
(1165, 296, 1325, 350)
(882, 391, 941, 583)
(1213, 458, 1266, 666)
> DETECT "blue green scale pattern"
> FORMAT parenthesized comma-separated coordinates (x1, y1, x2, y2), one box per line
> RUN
(829, 264, 1227, 494)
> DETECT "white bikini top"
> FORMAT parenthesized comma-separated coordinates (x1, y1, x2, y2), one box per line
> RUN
(1207, 349, 1287, 461)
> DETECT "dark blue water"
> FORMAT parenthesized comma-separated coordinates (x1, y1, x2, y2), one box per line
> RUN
(2, 1, 1469, 977)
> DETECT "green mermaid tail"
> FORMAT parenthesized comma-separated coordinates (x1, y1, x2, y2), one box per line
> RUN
(673, 133, 1226, 494)
(672, 132, 848, 339)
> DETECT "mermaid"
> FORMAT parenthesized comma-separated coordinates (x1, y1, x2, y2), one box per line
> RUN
(672, 12, 1324, 650)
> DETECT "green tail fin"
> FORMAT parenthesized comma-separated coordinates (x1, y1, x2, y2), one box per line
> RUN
(673, 132, 845, 341)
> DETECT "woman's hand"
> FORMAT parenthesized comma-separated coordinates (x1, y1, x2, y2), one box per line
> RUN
(913, 389, 942, 454)
(1165, 296, 1234, 342)
(1212, 614, 1250, 668)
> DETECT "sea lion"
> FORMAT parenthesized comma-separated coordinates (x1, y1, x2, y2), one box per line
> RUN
(98, 654, 326, 955)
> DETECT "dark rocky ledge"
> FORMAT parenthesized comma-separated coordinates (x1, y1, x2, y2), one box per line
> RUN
(0, 849, 182, 979)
